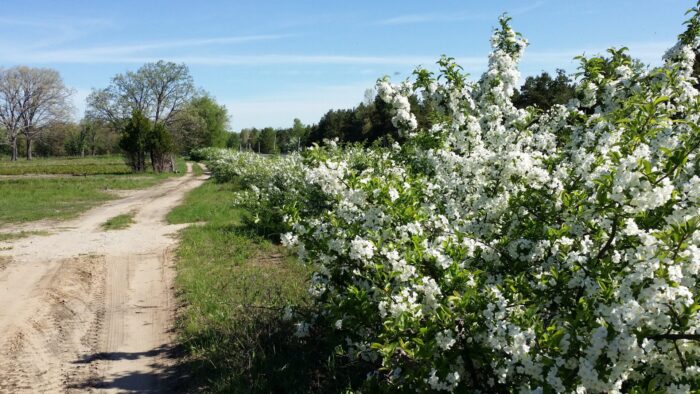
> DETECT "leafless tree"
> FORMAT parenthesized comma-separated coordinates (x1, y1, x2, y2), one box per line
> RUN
(0, 67, 72, 160)
(87, 60, 195, 127)
(0, 67, 25, 161)
(16, 67, 73, 159)
(141, 61, 194, 125)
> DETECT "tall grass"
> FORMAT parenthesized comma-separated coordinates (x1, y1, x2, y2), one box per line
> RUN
(169, 181, 367, 392)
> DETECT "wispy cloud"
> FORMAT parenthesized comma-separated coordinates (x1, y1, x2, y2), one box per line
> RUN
(3, 30, 670, 70)
(377, 13, 485, 26)
(52, 34, 292, 56)
(0, 16, 115, 49)
(0, 49, 484, 67)
(376, 1, 546, 26)
(0, 34, 297, 64)
(510, 1, 548, 17)
(2, 40, 672, 69)
(0, 15, 292, 62)
(0, 16, 113, 30)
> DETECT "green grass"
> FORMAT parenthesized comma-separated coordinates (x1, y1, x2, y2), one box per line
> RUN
(0, 155, 131, 175)
(175, 157, 188, 174)
(192, 162, 204, 176)
(101, 211, 136, 230)
(0, 155, 189, 224)
(0, 175, 166, 224)
(167, 181, 240, 225)
(170, 181, 363, 392)
(0, 230, 50, 241)
(0, 154, 188, 176)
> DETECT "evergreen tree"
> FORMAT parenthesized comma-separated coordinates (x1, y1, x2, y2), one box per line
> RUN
(512, 69, 577, 110)
(120, 110, 150, 172)
(148, 122, 173, 172)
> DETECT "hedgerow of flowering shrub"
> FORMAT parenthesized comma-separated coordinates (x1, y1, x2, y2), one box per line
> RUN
(275, 12, 700, 393)
(195, 148, 326, 237)
(195, 10, 700, 392)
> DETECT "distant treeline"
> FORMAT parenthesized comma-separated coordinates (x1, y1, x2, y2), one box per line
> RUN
(0, 62, 230, 167)
(227, 69, 577, 154)
(0, 66, 580, 158)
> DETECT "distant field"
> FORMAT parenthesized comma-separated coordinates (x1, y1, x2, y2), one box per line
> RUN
(0, 155, 187, 224)
(0, 155, 132, 175)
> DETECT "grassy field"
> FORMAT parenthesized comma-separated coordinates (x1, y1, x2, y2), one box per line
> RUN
(0, 155, 188, 176)
(0, 155, 131, 175)
(169, 181, 357, 392)
(0, 155, 187, 224)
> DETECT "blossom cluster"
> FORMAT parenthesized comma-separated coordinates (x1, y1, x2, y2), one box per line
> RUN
(200, 12, 700, 393)
(193, 147, 314, 236)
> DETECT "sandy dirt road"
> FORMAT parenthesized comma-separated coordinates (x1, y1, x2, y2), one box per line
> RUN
(0, 163, 206, 393)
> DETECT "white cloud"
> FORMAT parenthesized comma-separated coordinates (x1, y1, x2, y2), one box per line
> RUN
(0, 51, 464, 66)
(0, 16, 112, 29)
(377, 13, 482, 26)
(0, 34, 296, 64)
(3, 42, 669, 69)
(48, 34, 292, 55)
(0, 16, 115, 49)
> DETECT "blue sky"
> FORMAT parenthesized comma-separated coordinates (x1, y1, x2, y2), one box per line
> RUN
(0, 0, 691, 130)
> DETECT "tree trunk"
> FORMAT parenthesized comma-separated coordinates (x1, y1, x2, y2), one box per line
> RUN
(25, 138, 32, 160)
(11, 136, 17, 161)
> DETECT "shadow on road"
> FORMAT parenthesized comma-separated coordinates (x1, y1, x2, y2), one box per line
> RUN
(67, 344, 190, 393)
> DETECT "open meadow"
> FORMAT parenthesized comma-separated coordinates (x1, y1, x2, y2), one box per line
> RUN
(0, 155, 186, 225)
(0, 154, 131, 175)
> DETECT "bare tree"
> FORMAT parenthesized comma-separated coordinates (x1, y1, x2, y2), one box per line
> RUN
(16, 67, 73, 159)
(87, 60, 194, 127)
(140, 61, 194, 125)
(86, 71, 150, 128)
(0, 67, 25, 161)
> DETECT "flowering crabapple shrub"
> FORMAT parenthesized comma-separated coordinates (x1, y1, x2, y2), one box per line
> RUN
(193, 147, 328, 238)
(278, 13, 700, 393)
(199, 10, 700, 393)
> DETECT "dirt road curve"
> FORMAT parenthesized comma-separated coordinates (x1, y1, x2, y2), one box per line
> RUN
(0, 163, 206, 393)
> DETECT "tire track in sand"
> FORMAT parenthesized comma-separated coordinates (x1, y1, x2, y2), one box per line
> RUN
(0, 163, 206, 393)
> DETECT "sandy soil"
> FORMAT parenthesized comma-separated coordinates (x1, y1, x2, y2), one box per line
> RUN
(0, 163, 207, 393)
